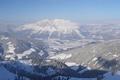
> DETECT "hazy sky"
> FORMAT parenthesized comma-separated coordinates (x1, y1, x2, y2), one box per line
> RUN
(0, 0, 120, 23)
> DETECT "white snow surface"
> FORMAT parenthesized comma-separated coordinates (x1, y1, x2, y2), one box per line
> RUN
(65, 62, 79, 66)
(7, 42, 15, 54)
(17, 48, 36, 59)
(65, 62, 79, 70)
(50, 53, 72, 60)
(1, 36, 9, 40)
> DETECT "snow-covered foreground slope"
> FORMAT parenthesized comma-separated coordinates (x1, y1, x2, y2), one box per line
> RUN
(0, 62, 120, 80)
(103, 72, 120, 80)
(0, 66, 15, 80)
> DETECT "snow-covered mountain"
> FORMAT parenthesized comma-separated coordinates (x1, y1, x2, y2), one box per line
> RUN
(15, 20, 120, 41)
(17, 19, 85, 40)
(1, 20, 120, 80)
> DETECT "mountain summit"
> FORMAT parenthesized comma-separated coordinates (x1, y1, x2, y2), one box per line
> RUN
(18, 19, 85, 40)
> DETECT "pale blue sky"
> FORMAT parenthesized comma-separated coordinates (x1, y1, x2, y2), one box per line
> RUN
(0, 0, 120, 23)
